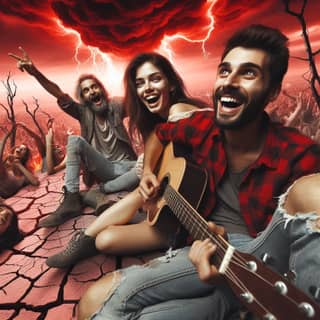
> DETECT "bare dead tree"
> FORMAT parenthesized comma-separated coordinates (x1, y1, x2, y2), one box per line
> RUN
(40, 107, 54, 129)
(20, 97, 56, 157)
(0, 129, 14, 161)
(283, 0, 320, 108)
(0, 73, 18, 147)
(0, 73, 55, 159)
(23, 97, 46, 143)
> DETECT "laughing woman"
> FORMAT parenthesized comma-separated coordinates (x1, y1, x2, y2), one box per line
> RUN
(0, 144, 40, 199)
(45, 52, 211, 268)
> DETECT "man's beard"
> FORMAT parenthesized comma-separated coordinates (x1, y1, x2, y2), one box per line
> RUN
(86, 97, 109, 116)
(213, 88, 269, 130)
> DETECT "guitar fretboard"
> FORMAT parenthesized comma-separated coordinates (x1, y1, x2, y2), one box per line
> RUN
(163, 184, 228, 266)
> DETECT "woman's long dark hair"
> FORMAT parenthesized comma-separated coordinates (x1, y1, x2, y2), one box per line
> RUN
(124, 52, 209, 142)
(0, 204, 23, 251)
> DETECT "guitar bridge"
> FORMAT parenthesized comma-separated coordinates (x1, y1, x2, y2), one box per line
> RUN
(219, 245, 235, 274)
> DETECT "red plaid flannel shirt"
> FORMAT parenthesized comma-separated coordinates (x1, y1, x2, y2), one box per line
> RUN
(156, 110, 320, 237)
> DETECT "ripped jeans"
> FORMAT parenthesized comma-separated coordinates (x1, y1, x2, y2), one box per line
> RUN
(65, 135, 138, 193)
(90, 190, 320, 320)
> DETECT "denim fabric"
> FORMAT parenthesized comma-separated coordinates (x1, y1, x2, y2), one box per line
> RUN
(238, 191, 320, 297)
(91, 190, 320, 319)
(100, 166, 139, 194)
(91, 247, 238, 320)
(65, 135, 136, 193)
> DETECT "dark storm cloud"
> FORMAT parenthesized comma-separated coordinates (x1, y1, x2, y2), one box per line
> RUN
(51, 0, 210, 56)
(0, 0, 294, 58)
(0, 0, 212, 57)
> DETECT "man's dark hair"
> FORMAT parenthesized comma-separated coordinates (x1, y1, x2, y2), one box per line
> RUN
(222, 24, 289, 90)
(75, 74, 109, 103)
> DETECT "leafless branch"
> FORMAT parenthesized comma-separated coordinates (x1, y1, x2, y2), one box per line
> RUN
(283, 0, 320, 107)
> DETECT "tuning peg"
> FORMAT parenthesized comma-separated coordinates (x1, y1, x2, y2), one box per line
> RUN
(274, 281, 288, 295)
(309, 286, 320, 302)
(246, 260, 257, 272)
(261, 253, 274, 266)
(298, 302, 315, 318)
(240, 292, 254, 303)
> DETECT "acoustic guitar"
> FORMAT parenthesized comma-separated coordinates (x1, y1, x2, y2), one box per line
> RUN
(147, 142, 320, 320)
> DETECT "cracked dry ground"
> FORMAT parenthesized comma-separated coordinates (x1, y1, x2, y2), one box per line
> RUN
(0, 171, 160, 320)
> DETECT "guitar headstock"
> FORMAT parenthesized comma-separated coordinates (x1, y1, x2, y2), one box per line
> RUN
(224, 250, 320, 319)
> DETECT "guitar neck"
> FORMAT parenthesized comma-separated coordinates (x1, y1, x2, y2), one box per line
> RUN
(163, 183, 320, 319)
(164, 184, 227, 265)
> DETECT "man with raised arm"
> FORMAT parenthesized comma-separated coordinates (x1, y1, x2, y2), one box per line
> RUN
(9, 48, 138, 227)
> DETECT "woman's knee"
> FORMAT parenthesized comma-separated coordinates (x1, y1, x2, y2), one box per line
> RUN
(95, 228, 118, 253)
(284, 174, 320, 215)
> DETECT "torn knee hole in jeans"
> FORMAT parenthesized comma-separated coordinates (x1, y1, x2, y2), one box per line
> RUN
(307, 217, 320, 232)
(277, 188, 320, 233)
(282, 210, 320, 233)
(148, 248, 180, 267)
(104, 271, 123, 302)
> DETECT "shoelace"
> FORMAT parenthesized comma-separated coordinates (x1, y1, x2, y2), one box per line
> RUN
(62, 231, 83, 256)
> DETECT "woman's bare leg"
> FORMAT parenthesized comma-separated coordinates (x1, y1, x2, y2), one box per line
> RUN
(95, 220, 171, 255)
(85, 188, 144, 237)
(77, 219, 176, 319)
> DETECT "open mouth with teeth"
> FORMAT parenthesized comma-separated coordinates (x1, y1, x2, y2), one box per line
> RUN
(145, 94, 160, 105)
(220, 96, 242, 108)
(218, 95, 244, 116)
(91, 94, 102, 105)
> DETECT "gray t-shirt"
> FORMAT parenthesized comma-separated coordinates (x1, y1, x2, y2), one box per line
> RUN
(209, 168, 249, 235)
(92, 118, 132, 161)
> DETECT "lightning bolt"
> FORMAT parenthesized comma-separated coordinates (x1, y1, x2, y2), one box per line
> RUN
(54, 18, 124, 94)
(55, 18, 84, 68)
(53, 1, 217, 93)
(159, 0, 217, 62)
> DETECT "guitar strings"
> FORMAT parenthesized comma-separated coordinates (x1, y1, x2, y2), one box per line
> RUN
(223, 258, 307, 314)
(223, 265, 270, 314)
(164, 185, 314, 316)
(165, 185, 247, 264)
(165, 187, 270, 313)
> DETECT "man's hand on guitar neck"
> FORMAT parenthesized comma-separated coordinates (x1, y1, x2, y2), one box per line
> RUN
(139, 171, 160, 201)
(189, 222, 226, 285)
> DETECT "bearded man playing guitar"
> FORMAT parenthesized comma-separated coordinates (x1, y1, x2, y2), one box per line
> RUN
(78, 25, 320, 320)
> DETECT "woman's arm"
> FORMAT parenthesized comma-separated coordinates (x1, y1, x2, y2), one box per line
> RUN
(139, 131, 164, 201)
(12, 161, 40, 186)
(45, 127, 67, 175)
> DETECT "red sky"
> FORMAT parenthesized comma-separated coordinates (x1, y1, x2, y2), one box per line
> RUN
(0, 0, 319, 112)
